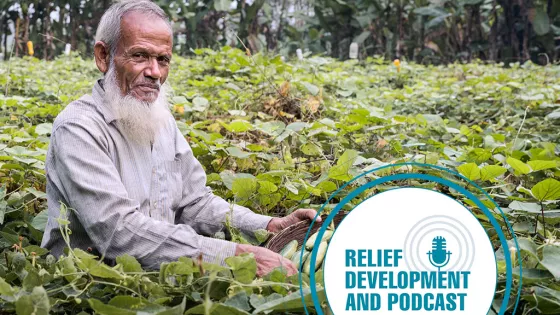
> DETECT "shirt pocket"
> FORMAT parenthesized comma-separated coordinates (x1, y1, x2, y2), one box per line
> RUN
(154, 159, 182, 222)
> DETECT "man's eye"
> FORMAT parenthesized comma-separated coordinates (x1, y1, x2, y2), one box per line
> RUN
(132, 53, 148, 60)
(157, 56, 170, 66)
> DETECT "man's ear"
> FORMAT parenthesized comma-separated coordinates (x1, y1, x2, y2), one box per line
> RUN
(94, 41, 110, 73)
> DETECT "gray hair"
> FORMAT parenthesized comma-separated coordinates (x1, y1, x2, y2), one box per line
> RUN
(95, 0, 172, 56)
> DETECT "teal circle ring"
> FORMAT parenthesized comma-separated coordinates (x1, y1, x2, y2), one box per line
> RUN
(298, 163, 521, 315)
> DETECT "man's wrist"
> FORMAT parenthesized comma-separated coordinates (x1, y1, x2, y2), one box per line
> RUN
(199, 236, 237, 266)
(229, 204, 273, 233)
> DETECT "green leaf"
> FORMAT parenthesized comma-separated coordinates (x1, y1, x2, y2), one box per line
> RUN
(185, 303, 250, 315)
(480, 165, 507, 181)
(34, 123, 52, 135)
(531, 178, 560, 201)
(31, 210, 48, 231)
(257, 181, 278, 194)
(514, 238, 538, 258)
(107, 296, 181, 314)
(507, 157, 531, 175)
(328, 149, 359, 181)
(528, 160, 558, 172)
(88, 299, 136, 315)
(301, 82, 319, 96)
(353, 31, 371, 44)
(252, 287, 326, 313)
(15, 286, 50, 315)
(74, 250, 125, 280)
(254, 229, 271, 244)
(23, 269, 42, 291)
(116, 254, 143, 273)
(462, 0, 483, 5)
(414, 6, 448, 17)
(541, 245, 560, 280)
(0, 277, 15, 297)
(249, 294, 267, 309)
(316, 181, 337, 193)
(23, 245, 49, 256)
(513, 267, 553, 284)
(225, 253, 257, 284)
(457, 163, 480, 181)
(224, 291, 251, 311)
(517, 185, 534, 198)
(226, 147, 252, 159)
(300, 143, 322, 156)
(232, 177, 257, 201)
(172, 258, 195, 274)
(57, 256, 78, 282)
(219, 171, 255, 190)
(522, 287, 560, 314)
(155, 298, 186, 315)
(227, 120, 253, 133)
(533, 8, 551, 36)
(214, 0, 233, 12)
(508, 201, 541, 213)
(192, 97, 209, 111)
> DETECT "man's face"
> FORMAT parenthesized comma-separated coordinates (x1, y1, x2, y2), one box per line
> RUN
(112, 11, 173, 103)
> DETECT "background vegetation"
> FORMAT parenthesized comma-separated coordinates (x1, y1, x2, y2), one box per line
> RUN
(0, 0, 559, 64)
(0, 48, 558, 313)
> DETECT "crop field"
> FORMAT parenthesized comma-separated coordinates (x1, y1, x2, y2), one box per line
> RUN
(0, 48, 559, 314)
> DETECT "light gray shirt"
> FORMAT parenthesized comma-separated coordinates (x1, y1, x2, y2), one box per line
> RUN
(40, 79, 272, 269)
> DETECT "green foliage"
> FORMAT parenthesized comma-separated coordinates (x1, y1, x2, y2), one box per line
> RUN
(0, 49, 559, 314)
(4, 0, 559, 65)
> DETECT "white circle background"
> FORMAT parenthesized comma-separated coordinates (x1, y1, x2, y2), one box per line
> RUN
(323, 188, 497, 314)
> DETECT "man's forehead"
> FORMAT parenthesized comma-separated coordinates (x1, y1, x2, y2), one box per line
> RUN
(119, 11, 172, 51)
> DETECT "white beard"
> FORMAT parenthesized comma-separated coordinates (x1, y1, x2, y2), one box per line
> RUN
(103, 64, 171, 145)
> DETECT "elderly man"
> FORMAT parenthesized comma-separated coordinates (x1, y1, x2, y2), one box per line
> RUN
(41, 0, 319, 276)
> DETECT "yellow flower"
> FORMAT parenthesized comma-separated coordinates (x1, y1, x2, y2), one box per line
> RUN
(27, 41, 34, 56)
(393, 59, 401, 72)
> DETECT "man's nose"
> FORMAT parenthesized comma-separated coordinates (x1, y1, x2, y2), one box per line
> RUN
(144, 58, 162, 80)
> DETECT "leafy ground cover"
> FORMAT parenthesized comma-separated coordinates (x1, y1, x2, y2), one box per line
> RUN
(0, 48, 559, 314)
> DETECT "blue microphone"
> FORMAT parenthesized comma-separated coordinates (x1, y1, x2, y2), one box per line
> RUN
(427, 236, 452, 271)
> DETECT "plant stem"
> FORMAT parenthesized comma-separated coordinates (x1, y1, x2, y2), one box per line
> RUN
(540, 201, 546, 239)
(511, 105, 529, 154)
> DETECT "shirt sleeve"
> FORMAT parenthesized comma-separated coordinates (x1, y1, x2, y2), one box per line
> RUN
(50, 118, 237, 269)
(173, 126, 272, 238)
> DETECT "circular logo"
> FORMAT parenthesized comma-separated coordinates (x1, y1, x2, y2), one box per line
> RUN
(323, 188, 497, 314)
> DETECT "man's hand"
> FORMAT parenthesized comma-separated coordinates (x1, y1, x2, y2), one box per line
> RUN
(266, 208, 321, 233)
(236, 244, 298, 277)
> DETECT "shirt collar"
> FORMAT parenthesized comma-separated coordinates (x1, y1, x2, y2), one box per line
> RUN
(92, 79, 117, 124)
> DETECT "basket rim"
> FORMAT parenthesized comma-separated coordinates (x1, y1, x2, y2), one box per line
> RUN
(265, 211, 347, 252)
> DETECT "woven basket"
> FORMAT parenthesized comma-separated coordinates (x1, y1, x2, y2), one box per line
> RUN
(265, 211, 348, 253)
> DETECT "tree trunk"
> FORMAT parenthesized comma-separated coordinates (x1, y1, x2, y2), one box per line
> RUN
(499, 0, 519, 62)
(14, 18, 20, 57)
(70, 14, 77, 51)
(22, 14, 30, 56)
(44, 2, 51, 60)
(489, 0, 498, 61)
(395, 0, 403, 59)
(2, 17, 7, 60)
(465, 7, 474, 61)
(275, 0, 288, 50)
(521, 0, 531, 62)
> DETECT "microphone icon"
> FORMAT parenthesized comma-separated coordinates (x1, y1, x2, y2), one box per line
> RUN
(427, 236, 452, 271)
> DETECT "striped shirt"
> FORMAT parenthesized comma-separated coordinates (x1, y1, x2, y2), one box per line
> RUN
(40, 79, 272, 269)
